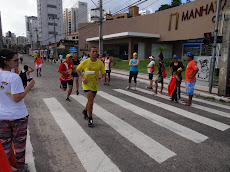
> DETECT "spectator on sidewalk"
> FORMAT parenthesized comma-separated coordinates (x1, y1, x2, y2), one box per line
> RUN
(126, 52, 139, 90)
(168, 71, 181, 103)
(59, 54, 63, 63)
(154, 55, 165, 94)
(0, 48, 35, 172)
(19, 65, 34, 88)
(185, 52, 199, 106)
(147, 56, 155, 89)
(169, 54, 185, 100)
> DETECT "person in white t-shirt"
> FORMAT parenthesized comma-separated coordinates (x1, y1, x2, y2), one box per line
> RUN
(59, 54, 63, 63)
(0, 49, 35, 172)
(147, 56, 155, 89)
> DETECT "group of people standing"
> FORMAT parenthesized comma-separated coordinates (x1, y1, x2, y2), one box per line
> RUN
(126, 52, 199, 106)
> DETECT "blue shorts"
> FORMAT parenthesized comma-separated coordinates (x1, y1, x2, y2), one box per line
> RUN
(186, 80, 196, 95)
(72, 73, 79, 78)
(61, 80, 73, 88)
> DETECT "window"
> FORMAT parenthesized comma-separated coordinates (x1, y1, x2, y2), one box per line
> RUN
(47, 4, 57, 8)
(48, 14, 57, 18)
(48, 23, 57, 26)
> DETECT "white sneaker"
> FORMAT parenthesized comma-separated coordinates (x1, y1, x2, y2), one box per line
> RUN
(126, 87, 130, 90)
(134, 87, 137, 90)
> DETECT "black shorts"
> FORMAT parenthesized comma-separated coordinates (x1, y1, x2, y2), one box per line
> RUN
(61, 80, 73, 88)
(106, 70, 111, 74)
(84, 90, 97, 94)
(72, 72, 79, 78)
(148, 73, 153, 80)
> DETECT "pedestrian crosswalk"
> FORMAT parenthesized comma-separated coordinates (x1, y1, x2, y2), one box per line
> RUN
(41, 87, 230, 171)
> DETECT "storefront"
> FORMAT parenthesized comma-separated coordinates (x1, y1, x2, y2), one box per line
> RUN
(79, 0, 227, 60)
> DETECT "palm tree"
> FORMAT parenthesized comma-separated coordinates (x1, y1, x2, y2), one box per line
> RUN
(154, 46, 169, 58)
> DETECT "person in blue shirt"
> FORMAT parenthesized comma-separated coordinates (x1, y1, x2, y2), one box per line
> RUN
(126, 52, 139, 90)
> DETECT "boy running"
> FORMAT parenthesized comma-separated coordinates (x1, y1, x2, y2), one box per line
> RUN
(34, 52, 43, 77)
(72, 52, 80, 95)
(77, 47, 106, 127)
(104, 53, 116, 85)
(58, 54, 75, 102)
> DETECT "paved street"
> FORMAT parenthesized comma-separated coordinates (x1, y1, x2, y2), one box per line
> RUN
(22, 55, 230, 172)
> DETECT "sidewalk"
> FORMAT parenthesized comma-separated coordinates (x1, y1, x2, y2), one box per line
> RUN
(111, 68, 230, 102)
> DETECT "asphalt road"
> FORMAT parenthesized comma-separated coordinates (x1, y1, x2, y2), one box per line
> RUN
(21, 55, 230, 172)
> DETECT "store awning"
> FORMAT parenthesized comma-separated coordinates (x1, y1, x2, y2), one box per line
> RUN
(86, 32, 160, 42)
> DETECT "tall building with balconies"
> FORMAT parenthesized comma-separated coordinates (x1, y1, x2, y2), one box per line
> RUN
(25, 16, 39, 48)
(63, 1, 88, 39)
(0, 11, 3, 50)
(37, 0, 64, 45)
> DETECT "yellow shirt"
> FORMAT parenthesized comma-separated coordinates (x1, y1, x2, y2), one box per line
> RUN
(77, 58, 106, 91)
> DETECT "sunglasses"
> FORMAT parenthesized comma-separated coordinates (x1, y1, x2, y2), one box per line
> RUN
(11, 59, 19, 63)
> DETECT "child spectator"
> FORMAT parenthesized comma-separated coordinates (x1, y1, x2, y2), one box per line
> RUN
(168, 71, 181, 103)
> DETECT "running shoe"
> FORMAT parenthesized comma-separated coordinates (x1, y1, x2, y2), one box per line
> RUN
(83, 109, 88, 119)
(39, 72, 41, 76)
(126, 87, 130, 90)
(37, 73, 38, 77)
(18, 163, 28, 172)
(88, 117, 94, 127)
(66, 97, 71, 102)
(134, 87, 137, 90)
(76, 90, 79, 95)
(147, 86, 153, 89)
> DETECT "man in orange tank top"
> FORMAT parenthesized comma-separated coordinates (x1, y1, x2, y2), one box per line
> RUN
(34, 52, 43, 77)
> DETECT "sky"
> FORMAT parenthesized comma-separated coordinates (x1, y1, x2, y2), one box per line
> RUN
(0, 0, 190, 37)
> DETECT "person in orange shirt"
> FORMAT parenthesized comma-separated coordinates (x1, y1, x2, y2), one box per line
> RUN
(34, 52, 43, 77)
(185, 52, 199, 106)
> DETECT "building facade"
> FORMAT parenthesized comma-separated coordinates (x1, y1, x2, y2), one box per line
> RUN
(0, 11, 3, 50)
(25, 16, 39, 48)
(63, 1, 88, 39)
(37, 0, 64, 45)
(5, 31, 16, 47)
(16, 36, 27, 46)
(79, 0, 227, 60)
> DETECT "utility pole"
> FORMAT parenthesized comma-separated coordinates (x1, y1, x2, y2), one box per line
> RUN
(218, 0, 230, 96)
(99, 0, 103, 54)
(209, 0, 221, 93)
(50, 16, 58, 60)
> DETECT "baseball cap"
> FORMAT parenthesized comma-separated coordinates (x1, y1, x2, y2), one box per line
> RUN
(186, 52, 194, 57)
(133, 52, 138, 56)
(66, 54, 73, 58)
(149, 56, 155, 60)
(173, 54, 178, 59)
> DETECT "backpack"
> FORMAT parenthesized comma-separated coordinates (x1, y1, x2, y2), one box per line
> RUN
(150, 64, 155, 74)
(162, 63, 167, 78)
(19, 71, 27, 86)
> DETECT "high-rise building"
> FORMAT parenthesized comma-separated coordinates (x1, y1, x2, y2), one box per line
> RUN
(37, 0, 64, 45)
(63, 1, 88, 38)
(17, 36, 27, 46)
(5, 31, 16, 47)
(0, 11, 3, 50)
(25, 16, 39, 48)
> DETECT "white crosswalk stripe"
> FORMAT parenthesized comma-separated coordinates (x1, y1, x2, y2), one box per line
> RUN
(114, 89, 230, 131)
(71, 95, 176, 164)
(97, 91, 208, 143)
(132, 87, 230, 119)
(43, 98, 121, 172)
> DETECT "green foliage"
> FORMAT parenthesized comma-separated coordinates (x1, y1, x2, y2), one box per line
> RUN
(62, 48, 69, 57)
(171, 0, 182, 7)
(154, 46, 169, 52)
(113, 57, 122, 62)
(158, 4, 171, 11)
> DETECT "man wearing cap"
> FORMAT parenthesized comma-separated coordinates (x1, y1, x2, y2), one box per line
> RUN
(58, 54, 75, 101)
(147, 56, 155, 89)
(169, 54, 185, 100)
(185, 52, 199, 106)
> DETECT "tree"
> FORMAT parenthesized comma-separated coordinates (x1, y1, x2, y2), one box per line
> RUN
(171, 0, 182, 7)
(62, 48, 69, 57)
(158, 4, 171, 11)
(154, 46, 169, 59)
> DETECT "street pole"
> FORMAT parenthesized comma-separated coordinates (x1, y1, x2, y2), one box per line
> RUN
(209, 0, 221, 93)
(99, 0, 103, 54)
(218, 0, 230, 96)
